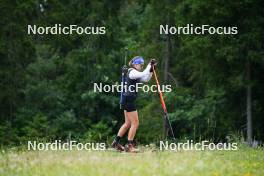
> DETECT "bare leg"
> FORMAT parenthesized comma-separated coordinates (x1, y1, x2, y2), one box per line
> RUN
(127, 111, 139, 140)
(117, 110, 131, 137)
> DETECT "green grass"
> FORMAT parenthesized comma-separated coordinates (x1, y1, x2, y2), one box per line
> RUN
(0, 147, 263, 176)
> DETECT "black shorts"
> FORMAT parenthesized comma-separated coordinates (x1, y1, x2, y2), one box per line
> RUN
(121, 96, 137, 112)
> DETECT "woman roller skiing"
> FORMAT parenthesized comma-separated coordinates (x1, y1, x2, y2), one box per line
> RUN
(112, 56, 157, 152)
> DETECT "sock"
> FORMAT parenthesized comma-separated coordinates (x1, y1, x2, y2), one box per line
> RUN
(127, 140, 133, 144)
(114, 135, 121, 143)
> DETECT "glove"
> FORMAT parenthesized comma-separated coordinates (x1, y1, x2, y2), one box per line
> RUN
(122, 65, 128, 74)
(150, 59, 157, 66)
(150, 65, 156, 72)
(150, 59, 157, 72)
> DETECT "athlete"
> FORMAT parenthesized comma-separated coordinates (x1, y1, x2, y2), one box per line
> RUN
(112, 56, 157, 152)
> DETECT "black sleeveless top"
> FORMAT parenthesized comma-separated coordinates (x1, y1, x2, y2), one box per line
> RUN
(123, 68, 140, 97)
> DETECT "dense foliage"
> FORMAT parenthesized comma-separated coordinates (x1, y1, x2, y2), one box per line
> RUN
(1, 0, 263, 145)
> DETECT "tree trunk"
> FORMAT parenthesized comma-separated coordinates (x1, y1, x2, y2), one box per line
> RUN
(164, 34, 171, 82)
(246, 60, 252, 146)
(163, 115, 169, 139)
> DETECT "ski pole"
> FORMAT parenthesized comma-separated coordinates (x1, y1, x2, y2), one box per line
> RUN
(124, 47, 128, 65)
(152, 65, 175, 139)
(119, 48, 128, 109)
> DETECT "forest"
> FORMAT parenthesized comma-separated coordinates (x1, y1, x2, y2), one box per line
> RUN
(1, 0, 264, 147)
